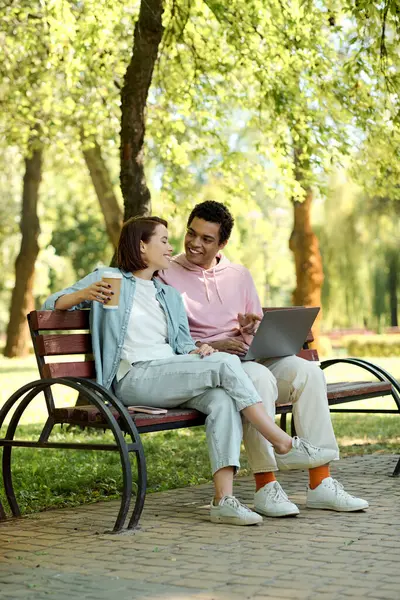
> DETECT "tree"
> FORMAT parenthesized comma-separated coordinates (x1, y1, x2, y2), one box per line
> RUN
(4, 146, 42, 357)
(1, 0, 127, 354)
(146, 0, 359, 345)
(82, 139, 123, 249)
(120, 0, 165, 219)
(1, 1, 55, 356)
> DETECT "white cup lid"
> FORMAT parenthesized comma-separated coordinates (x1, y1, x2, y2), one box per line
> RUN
(103, 270, 122, 278)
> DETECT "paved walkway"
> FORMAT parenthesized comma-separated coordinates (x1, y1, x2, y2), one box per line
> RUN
(0, 454, 399, 600)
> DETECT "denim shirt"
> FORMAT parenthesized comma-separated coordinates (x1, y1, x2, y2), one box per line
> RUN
(42, 267, 197, 389)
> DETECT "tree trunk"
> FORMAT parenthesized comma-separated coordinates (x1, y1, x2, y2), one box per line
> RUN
(82, 140, 123, 249)
(4, 148, 42, 358)
(289, 188, 324, 346)
(388, 250, 398, 327)
(120, 0, 165, 219)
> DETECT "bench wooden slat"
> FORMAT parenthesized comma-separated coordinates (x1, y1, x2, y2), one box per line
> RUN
(297, 349, 318, 361)
(30, 310, 90, 330)
(36, 334, 92, 356)
(43, 362, 95, 379)
(50, 381, 394, 432)
(52, 406, 206, 430)
(327, 381, 392, 400)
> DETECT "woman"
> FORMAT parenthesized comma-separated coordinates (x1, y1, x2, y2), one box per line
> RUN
(43, 216, 336, 526)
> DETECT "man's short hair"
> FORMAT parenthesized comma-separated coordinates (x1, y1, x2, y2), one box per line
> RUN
(187, 201, 234, 244)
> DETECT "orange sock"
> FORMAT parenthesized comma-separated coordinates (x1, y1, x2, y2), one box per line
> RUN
(255, 472, 277, 492)
(309, 465, 330, 490)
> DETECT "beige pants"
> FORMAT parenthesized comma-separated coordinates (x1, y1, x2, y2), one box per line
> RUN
(242, 355, 339, 472)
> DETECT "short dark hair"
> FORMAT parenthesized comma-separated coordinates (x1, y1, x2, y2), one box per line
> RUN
(117, 216, 168, 272)
(187, 201, 234, 244)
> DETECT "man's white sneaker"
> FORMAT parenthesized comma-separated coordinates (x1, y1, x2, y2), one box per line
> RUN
(254, 481, 300, 517)
(210, 495, 263, 525)
(275, 437, 337, 471)
(306, 477, 369, 512)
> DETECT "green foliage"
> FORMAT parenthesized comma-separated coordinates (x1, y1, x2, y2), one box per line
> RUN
(0, 148, 24, 333)
(345, 335, 400, 357)
(0, 425, 212, 514)
(0, 0, 134, 149)
(317, 171, 399, 330)
(1, 0, 399, 335)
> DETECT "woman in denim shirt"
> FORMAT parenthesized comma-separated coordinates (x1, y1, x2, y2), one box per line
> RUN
(44, 216, 335, 525)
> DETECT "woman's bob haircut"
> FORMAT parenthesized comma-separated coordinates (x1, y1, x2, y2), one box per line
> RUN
(117, 216, 168, 273)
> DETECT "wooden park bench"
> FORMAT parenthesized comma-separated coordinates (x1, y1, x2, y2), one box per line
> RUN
(1, 308, 399, 533)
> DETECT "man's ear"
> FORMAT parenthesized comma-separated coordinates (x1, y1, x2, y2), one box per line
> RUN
(140, 242, 146, 254)
(219, 240, 228, 251)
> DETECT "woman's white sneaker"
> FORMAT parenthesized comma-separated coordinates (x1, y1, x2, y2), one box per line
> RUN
(210, 495, 263, 525)
(306, 477, 369, 511)
(254, 481, 300, 517)
(275, 437, 338, 471)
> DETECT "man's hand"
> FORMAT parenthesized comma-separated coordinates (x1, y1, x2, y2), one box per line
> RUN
(190, 344, 217, 358)
(209, 338, 248, 356)
(237, 313, 262, 335)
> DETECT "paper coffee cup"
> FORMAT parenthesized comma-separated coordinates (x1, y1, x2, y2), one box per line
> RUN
(102, 271, 122, 309)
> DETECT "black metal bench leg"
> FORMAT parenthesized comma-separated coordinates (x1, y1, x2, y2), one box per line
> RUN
(392, 458, 400, 477)
(39, 416, 56, 443)
(54, 380, 133, 533)
(2, 387, 45, 517)
(279, 413, 287, 432)
(60, 378, 147, 532)
(321, 358, 400, 478)
(3, 447, 20, 517)
(127, 443, 147, 530)
(1, 377, 148, 532)
(64, 378, 148, 532)
(1, 379, 138, 532)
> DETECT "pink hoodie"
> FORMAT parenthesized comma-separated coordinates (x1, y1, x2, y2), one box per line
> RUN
(159, 253, 262, 344)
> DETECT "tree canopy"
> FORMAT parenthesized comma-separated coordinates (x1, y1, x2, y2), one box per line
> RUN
(0, 0, 399, 353)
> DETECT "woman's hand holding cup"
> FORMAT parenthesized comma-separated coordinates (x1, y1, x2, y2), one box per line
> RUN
(83, 281, 114, 304)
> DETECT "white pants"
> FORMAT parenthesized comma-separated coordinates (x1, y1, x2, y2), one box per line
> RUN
(242, 355, 339, 472)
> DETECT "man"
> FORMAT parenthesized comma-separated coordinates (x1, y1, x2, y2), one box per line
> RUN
(160, 200, 368, 518)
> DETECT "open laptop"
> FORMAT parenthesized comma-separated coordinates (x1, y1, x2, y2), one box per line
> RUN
(241, 307, 320, 361)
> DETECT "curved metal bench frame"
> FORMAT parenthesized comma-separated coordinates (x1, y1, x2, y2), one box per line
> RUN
(0, 377, 146, 532)
(1, 315, 399, 528)
(321, 357, 400, 476)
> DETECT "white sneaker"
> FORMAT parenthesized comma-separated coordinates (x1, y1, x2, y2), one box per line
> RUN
(306, 477, 369, 512)
(275, 437, 338, 471)
(210, 495, 263, 525)
(254, 481, 300, 517)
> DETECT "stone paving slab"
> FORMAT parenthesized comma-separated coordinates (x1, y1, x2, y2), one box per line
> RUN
(0, 454, 399, 600)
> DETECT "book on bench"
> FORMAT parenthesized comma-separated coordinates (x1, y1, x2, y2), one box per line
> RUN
(127, 406, 168, 415)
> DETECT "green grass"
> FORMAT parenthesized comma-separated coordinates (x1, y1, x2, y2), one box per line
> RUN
(0, 354, 399, 516)
(0, 425, 213, 515)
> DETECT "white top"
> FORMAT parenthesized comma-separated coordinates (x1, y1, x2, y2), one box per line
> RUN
(116, 277, 175, 381)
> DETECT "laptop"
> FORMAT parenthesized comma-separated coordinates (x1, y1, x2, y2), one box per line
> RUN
(241, 307, 320, 361)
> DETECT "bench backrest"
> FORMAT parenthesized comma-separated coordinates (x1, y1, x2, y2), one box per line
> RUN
(29, 310, 95, 380)
(28, 307, 320, 383)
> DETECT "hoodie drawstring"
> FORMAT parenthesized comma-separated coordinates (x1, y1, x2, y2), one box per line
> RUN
(213, 268, 223, 304)
(202, 270, 210, 302)
(201, 269, 223, 304)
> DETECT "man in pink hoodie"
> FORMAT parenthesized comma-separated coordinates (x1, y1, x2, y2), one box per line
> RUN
(160, 201, 368, 517)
